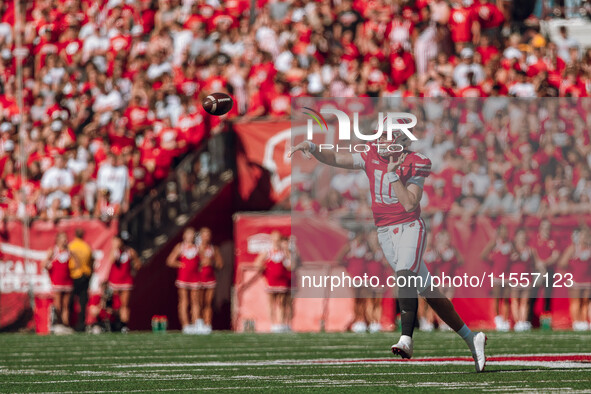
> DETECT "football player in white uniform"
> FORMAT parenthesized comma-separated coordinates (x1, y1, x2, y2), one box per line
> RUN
(290, 125, 487, 372)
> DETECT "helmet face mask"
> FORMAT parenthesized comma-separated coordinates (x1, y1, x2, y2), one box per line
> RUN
(375, 131, 410, 157)
(392, 130, 412, 148)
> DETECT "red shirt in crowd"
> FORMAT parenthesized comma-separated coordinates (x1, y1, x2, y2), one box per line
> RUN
(449, 5, 476, 43)
(389, 49, 415, 87)
(473, 1, 504, 30)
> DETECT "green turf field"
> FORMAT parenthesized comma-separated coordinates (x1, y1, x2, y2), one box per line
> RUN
(0, 331, 590, 392)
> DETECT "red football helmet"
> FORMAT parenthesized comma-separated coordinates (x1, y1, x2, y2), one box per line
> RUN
(373, 115, 412, 157)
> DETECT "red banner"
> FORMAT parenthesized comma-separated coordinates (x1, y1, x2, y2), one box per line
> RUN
(0, 219, 118, 331)
(232, 119, 339, 207)
(233, 121, 292, 205)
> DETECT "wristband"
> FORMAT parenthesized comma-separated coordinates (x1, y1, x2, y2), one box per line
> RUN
(386, 172, 400, 183)
(307, 141, 317, 153)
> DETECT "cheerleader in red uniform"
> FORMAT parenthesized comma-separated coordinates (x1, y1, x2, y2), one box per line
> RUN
(107, 236, 141, 332)
(280, 236, 298, 331)
(43, 232, 80, 329)
(251, 230, 291, 333)
(167, 227, 201, 334)
(559, 226, 591, 331)
(433, 230, 463, 295)
(508, 228, 535, 331)
(481, 224, 513, 331)
(419, 233, 437, 332)
(196, 227, 222, 334)
(532, 220, 560, 317)
(336, 232, 370, 333)
(341, 232, 368, 279)
(431, 230, 463, 331)
(87, 281, 121, 333)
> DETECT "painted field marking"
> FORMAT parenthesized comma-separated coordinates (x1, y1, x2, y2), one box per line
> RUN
(115, 354, 591, 369)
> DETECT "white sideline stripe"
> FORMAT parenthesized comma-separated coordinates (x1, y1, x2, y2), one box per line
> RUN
(42, 389, 255, 393)
(116, 359, 591, 369)
(490, 352, 591, 357)
(4, 378, 201, 385)
(3, 367, 588, 378)
(2, 368, 589, 391)
(4, 352, 590, 365)
(2, 374, 586, 386)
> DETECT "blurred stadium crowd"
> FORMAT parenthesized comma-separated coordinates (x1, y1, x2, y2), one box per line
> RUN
(294, 98, 591, 224)
(1, 0, 591, 223)
(293, 96, 591, 332)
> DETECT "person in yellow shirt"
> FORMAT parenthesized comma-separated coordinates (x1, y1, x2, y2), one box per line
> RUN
(69, 229, 94, 332)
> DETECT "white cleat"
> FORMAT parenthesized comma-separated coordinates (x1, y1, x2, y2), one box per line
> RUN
(194, 319, 205, 330)
(52, 324, 74, 335)
(514, 321, 530, 332)
(573, 321, 589, 331)
(368, 322, 382, 333)
(499, 320, 511, 332)
(472, 332, 487, 372)
(494, 315, 505, 331)
(192, 319, 208, 334)
(351, 321, 368, 333)
(391, 335, 413, 359)
(419, 318, 434, 332)
(199, 324, 212, 335)
(182, 325, 196, 334)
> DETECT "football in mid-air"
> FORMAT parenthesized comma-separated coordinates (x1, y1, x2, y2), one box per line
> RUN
(202, 92, 234, 116)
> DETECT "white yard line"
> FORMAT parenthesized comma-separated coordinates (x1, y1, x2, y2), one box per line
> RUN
(111, 358, 591, 369)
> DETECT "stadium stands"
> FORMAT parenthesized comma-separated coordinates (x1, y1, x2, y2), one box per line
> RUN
(1, 0, 591, 224)
(1, 0, 591, 334)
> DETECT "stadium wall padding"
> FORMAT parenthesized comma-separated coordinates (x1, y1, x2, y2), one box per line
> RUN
(233, 213, 590, 332)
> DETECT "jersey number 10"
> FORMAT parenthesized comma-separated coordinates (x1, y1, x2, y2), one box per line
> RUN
(374, 169, 399, 204)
